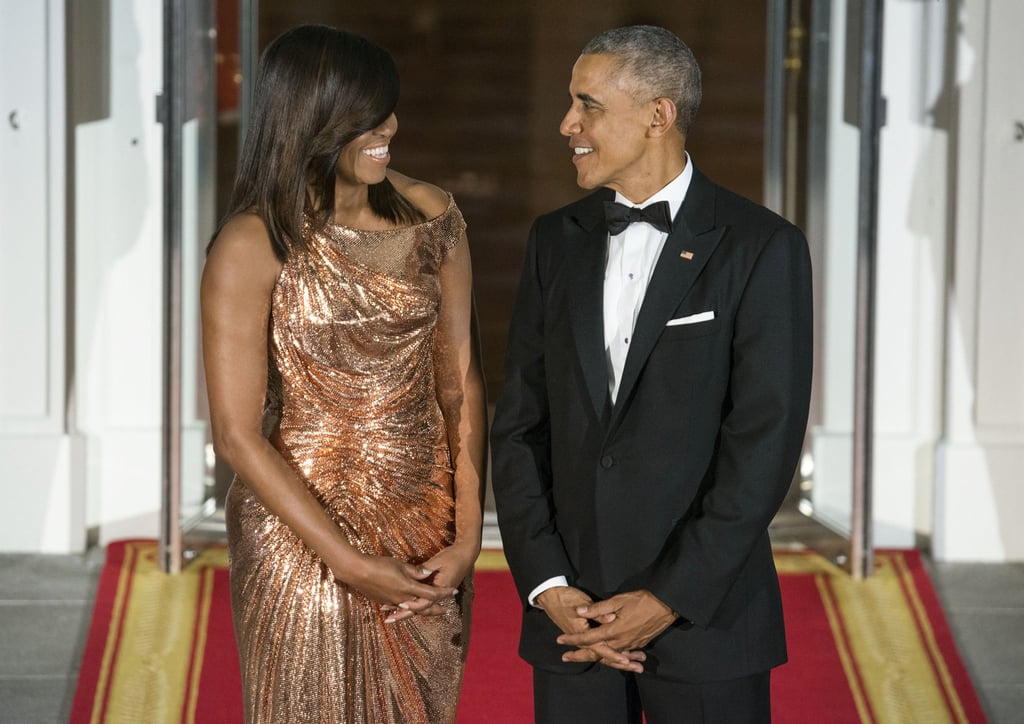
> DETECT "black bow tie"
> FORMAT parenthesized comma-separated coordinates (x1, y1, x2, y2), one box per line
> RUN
(603, 200, 673, 236)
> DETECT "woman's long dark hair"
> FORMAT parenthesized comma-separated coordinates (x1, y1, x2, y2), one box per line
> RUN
(219, 25, 425, 260)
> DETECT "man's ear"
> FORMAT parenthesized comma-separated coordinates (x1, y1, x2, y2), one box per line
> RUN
(648, 98, 678, 137)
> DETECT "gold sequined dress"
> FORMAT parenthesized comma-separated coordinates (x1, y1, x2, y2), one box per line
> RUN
(225, 196, 471, 723)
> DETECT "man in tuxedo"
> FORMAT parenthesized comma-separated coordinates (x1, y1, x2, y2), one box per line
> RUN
(490, 25, 813, 722)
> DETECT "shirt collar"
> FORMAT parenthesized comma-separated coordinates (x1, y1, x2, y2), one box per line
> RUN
(613, 152, 694, 223)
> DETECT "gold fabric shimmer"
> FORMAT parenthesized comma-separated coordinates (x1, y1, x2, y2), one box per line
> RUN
(225, 196, 471, 724)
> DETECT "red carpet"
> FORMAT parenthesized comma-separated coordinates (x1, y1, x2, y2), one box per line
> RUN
(457, 560, 533, 724)
(71, 543, 986, 723)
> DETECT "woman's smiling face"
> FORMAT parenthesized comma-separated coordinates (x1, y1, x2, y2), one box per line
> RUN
(335, 113, 398, 187)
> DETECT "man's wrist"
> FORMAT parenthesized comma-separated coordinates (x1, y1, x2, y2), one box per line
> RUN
(528, 575, 569, 608)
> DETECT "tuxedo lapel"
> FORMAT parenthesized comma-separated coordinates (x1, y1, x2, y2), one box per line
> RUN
(611, 170, 725, 429)
(566, 190, 614, 420)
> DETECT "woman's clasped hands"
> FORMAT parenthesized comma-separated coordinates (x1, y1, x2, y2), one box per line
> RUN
(339, 541, 478, 623)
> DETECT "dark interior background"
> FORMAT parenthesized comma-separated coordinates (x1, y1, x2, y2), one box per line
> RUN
(218, 0, 767, 396)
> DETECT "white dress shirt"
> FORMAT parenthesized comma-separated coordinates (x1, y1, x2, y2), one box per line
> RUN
(604, 160, 693, 403)
(527, 155, 695, 607)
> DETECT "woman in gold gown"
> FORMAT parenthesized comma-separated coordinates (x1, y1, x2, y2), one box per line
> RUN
(201, 26, 486, 723)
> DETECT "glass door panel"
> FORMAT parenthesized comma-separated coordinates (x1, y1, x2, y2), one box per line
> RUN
(161, 0, 220, 571)
(768, 0, 881, 576)
(805, 0, 860, 540)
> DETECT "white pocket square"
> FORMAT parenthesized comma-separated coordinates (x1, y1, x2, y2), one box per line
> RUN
(666, 311, 715, 326)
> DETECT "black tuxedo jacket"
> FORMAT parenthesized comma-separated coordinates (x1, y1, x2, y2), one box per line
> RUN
(490, 167, 813, 683)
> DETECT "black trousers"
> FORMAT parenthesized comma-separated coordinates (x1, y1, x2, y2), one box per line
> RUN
(533, 665, 771, 724)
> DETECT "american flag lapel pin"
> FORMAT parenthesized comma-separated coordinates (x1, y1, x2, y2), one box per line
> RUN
(679, 250, 694, 260)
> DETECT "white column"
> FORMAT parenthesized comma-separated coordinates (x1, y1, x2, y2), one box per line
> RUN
(937, 0, 1024, 560)
(0, 1, 84, 552)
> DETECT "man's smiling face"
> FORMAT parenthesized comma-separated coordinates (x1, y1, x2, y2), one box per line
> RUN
(559, 53, 658, 198)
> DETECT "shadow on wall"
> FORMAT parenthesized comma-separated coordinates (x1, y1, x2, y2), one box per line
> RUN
(69, 0, 160, 540)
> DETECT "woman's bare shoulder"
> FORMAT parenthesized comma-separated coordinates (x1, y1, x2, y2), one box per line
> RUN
(387, 170, 450, 218)
(205, 212, 283, 289)
(212, 212, 273, 248)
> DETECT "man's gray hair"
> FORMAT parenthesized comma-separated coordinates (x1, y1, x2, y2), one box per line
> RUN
(582, 25, 702, 133)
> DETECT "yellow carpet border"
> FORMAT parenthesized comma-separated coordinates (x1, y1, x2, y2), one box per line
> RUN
(93, 543, 230, 724)
(797, 551, 970, 724)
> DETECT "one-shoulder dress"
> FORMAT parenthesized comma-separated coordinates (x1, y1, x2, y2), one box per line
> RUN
(225, 197, 472, 723)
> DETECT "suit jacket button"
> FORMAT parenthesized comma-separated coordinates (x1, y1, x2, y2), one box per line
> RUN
(600, 455, 614, 469)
